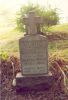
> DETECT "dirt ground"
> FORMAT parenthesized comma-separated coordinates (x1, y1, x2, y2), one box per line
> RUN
(0, 56, 68, 100)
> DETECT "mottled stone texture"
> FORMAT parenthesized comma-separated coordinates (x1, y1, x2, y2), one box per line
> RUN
(16, 73, 55, 91)
(19, 34, 48, 75)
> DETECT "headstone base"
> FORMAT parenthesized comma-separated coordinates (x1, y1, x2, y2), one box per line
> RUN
(15, 72, 55, 92)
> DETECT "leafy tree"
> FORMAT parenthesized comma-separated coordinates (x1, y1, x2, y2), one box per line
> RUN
(16, 4, 59, 32)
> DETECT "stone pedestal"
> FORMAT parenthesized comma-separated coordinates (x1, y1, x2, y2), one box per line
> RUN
(15, 72, 55, 92)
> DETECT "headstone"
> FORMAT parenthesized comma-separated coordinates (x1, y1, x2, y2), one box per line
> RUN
(23, 11, 44, 35)
(15, 11, 55, 91)
(19, 35, 48, 75)
(19, 11, 48, 75)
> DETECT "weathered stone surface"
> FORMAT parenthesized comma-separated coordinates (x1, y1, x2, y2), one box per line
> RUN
(19, 34, 48, 75)
(23, 11, 44, 35)
(16, 72, 55, 91)
(17, 11, 52, 92)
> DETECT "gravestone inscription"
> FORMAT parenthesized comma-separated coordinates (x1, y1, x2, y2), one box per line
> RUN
(19, 11, 48, 75)
(19, 35, 48, 75)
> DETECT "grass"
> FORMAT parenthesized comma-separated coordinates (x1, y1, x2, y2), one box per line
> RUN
(48, 40, 68, 50)
(48, 40, 68, 59)
(49, 23, 68, 33)
(0, 23, 68, 57)
(0, 28, 24, 56)
(49, 49, 68, 59)
(48, 24, 68, 59)
(0, 29, 23, 42)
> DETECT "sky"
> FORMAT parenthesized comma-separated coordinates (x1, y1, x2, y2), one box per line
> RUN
(0, 0, 68, 23)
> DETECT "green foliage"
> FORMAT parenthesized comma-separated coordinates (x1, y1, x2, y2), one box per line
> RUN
(0, 52, 9, 60)
(48, 40, 68, 59)
(49, 23, 68, 32)
(16, 4, 59, 32)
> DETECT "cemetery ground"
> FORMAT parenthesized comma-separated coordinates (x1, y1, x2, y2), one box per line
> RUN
(0, 24, 68, 100)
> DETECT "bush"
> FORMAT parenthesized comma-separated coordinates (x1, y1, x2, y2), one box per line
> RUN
(16, 4, 59, 32)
